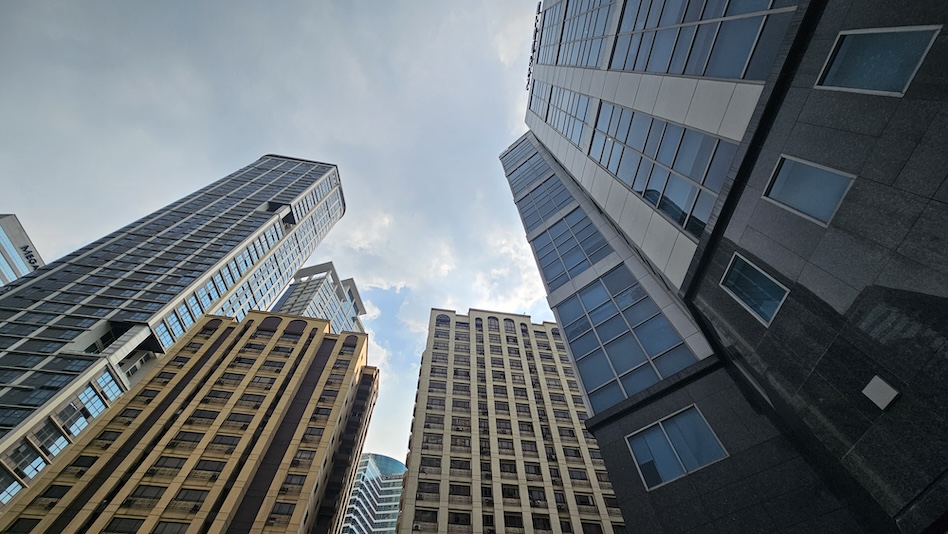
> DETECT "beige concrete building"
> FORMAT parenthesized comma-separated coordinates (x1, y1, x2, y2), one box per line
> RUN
(0, 310, 378, 533)
(399, 309, 625, 534)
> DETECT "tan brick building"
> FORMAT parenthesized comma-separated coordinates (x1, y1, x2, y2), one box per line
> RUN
(399, 309, 625, 534)
(0, 310, 377, 533)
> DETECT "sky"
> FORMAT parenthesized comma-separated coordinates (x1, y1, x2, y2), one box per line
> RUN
(0, 1, 554, 462)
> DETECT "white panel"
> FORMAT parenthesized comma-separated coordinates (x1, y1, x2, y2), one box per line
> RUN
(626, 196, 653, 245)
(719, 83, 764, 141)
(589, 70, 607, 96)
(664, 234, 699, 289)
(661, 302, 699, 340)
(602, 71, 622, 103)
(639, 274, 673, 308)
(862, 376, 899, 410)
(685, 331, 714, 360)
(605, 179, 629, 222)
(653, 77, 699, 125)
(640, 214, 679, 270)
(685, 80, 735, 137)
(633, 74, 662, 114)
(590, 168, 612, 207)
(612, 73, 642, 109)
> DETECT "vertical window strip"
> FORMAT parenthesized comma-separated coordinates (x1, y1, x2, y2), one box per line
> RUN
(589, 101, 737, 239)
(609, 0, 795, 81)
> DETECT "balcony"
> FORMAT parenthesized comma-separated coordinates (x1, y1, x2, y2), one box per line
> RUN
(221, 420, 250, 431)
(121, 497, 160, 508)
(448, 494, 472, 505)
(448, 525, 473, 534)
(279, 484, 302, 496)
(450, 446, 472, 454)
(412, 522, 438, 532)
(577, 504, 598, 515)
(144, 466, 180, 478)
(185, 416, 216, 427)
(206, 443, 236, 454)
(419, 467, 441, 476)
(289, 458, 313, 469)
(188, 469, 221, 482)
(168, 500, 203, 514)
(608, 506, 623, 517)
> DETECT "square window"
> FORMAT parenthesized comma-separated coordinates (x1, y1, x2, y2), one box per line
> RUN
(817, 27, 940, 95)
(764, 157, 853, 224)
(720, 254, 789, 326)
(626, 406, 726, 489)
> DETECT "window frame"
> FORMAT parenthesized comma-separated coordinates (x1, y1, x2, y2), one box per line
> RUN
(624, 404, 727, 491)
(719, 252, 789, 327)
(762, 155, 855, 226)
(815, 25, 941, 97)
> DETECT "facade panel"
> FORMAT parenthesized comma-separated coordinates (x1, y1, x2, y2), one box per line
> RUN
(0, 311, 377, 533)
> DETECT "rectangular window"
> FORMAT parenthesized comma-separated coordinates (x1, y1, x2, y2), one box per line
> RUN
(817, 26, 940, 95)
(626, 406, 726, 489)
(720, 254, 788, 326)
(764, 156, 853, 224)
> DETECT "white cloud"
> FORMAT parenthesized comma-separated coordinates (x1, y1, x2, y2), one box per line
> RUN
(0, 0, 545, 461)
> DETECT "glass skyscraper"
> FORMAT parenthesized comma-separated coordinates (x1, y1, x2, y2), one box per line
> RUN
(340, 453, 406, 534)
(0, 154, 345, 502)
(272, 262, 366, 334)
(0, 214, 44, 287)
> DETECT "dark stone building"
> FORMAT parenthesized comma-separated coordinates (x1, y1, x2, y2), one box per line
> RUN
(502, 0, 948, 531)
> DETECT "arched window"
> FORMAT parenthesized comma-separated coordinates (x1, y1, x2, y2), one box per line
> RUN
(286, 320, 307, 335)
(258, 316, 282, 332)
(520, 323, 529, 337)
(504, 319, 516, 334)
(488, 317, 500, 332)
(475, 318, 483, 332)
(435, 314, 451, 327)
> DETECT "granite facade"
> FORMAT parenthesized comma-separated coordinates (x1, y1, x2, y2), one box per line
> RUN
(587, 364, 867, 533)
(686, 0, 948, 531)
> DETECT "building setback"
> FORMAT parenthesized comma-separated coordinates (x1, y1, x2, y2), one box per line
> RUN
(340, 453, 406, 534)
(273, 262, 366, 334)
(0, 214, 44, 287)
(0, 310, 378, 533)
(400, 309, 625, 534)
(0, 155, 345, 504)
(501, 0, 948, 532)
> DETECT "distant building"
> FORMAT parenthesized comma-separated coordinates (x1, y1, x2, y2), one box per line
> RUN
(0, 155, 345, 503)
(502, 0, 948, 532)
(0, 214, 44, 286)
(273, 262, 366, 333)
(340, 453, 406, 534)
(0, 310, 378, 533)
(400, 309, 625, 534)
